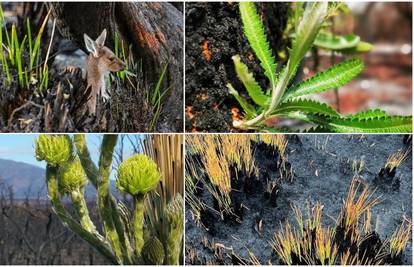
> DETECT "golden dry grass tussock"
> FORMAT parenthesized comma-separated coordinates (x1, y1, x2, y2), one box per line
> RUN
(385, 149, 410, 171)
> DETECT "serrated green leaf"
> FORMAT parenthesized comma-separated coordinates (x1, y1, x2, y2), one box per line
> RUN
(307, 114, 412, 133)
(232, 55, 268, 107)
(283, 58, 364, 101)
(346, 109, 388, 119)
(272, 99, 339, 117)
(227, 83, 256, 118)
(288, 2, 328, 80)
(239, 2, 277, 88)
(302, 125, 333, 133)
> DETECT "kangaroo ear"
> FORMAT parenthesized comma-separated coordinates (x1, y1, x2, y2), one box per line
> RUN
(84, 33, 98, 57)
(95, 29, 107, 47)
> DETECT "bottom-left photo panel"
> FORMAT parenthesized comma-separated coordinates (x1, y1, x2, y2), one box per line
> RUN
(0, 134, 184, 265)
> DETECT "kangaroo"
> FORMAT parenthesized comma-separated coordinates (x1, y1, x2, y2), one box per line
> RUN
(83, 29, 125, 115)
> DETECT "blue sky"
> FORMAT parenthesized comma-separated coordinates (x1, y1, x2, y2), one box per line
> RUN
(0, 134, 146, 177)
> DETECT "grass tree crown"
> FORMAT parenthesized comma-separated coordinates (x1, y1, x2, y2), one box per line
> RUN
(58, 158, 88, 195)
(35, 134, 73, 166)
(116, 154, 161, 196)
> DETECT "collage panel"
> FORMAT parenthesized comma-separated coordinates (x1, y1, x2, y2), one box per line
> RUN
(185, 134, 412, 265)
(0, 134, 184, 264)
(0, 1, 413, 266)
(0, 2, 183, 133)
(185, 2, 412, 133)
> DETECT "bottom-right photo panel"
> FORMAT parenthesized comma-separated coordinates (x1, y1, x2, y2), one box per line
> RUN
(185, 134, 412, 265)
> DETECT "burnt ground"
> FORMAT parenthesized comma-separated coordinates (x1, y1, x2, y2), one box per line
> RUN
(185, 134, 413, 265)
(0, 65, 154, 133)
(185, 2, 288, 133)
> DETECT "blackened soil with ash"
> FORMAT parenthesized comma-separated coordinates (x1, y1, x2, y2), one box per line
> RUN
(185, 135, 412, 265)
(185, 2, 288, 132)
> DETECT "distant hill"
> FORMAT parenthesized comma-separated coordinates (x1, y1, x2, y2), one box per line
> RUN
(0, 158, 118, 200)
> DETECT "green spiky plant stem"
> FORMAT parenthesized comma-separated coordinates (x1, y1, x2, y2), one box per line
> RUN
(75, 134, 134, 264)
(45, 165, 119, 264)
(74, 135, 99, 186)
(70, 135, 132, 264)
(97, 135, 133, 264)
(134, 194, 145, 255)
(164, 194, 184, 265)
(70, 188, 99, 234)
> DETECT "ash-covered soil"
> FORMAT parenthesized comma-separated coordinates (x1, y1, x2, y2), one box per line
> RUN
(185, 134, 412, 265)
(185, 2, 288, 132)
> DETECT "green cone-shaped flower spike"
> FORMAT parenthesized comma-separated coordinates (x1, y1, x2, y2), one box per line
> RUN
(164, 194, 184, 265)
(58, 158, 88, 195)
(142, 236, 165, 265)
(116, 154, 161, 196)
(35, 135, 72, 166)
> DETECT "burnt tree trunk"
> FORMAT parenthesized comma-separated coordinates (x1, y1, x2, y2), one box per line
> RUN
(48, 2, 183, 132)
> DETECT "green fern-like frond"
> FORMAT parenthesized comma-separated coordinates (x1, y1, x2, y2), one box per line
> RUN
(287, 2, 328, 80)
(232, 55, 268, 107)
(283, 58, 364, 101)
(239, 2, 277, 88)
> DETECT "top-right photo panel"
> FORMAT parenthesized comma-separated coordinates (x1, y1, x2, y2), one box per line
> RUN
(185, 2, 412, 133)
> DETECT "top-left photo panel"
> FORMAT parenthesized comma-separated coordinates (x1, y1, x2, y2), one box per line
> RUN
(0, 2, 184, 133)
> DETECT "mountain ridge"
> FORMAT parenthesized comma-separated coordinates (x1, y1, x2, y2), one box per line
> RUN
(0, 158, 118, 199)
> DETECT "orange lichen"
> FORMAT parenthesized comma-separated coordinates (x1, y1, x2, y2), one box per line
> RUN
(201, 40, 212, 61)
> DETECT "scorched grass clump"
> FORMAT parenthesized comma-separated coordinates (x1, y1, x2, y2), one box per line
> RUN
(271, 179, 411, 265)
(185, 134, 289, 227)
